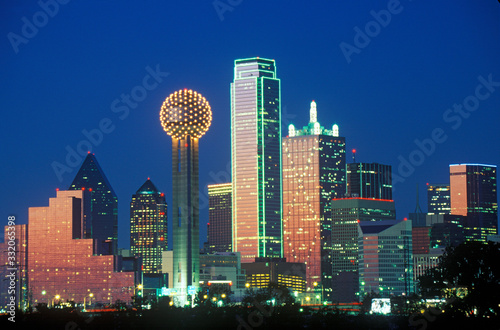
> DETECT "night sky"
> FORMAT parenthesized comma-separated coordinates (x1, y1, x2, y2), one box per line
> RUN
(1, 1, 499, 250)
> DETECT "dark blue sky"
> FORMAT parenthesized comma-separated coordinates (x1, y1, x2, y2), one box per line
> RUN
(1, 1, 499, 249)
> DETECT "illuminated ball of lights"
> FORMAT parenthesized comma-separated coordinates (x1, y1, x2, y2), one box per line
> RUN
(159, 89, 212, 139)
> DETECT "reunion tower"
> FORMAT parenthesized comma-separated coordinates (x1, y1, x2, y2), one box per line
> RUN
(160, 89, 212, 305)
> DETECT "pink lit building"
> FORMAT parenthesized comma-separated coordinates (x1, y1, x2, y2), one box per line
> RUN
(28, 190, 137, 306)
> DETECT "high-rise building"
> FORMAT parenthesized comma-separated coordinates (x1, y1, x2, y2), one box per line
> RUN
(450, 164, 498, 241)
(231, 57, 282, 263)
(159, 88, 212, 305)
(69, 152, 118, 255)
(331, 198, 396, 302)
(346, 163, 392, 200)
(130, 178, 167, 274)
(207, 183, 232, 253)
(28, 190, 137, 306)
(427, 184, 451, 215)
(283, 100, 345, 295)
(358, 219, 413, 298)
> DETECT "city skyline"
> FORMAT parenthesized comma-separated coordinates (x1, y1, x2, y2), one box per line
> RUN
(2, 2, 500, 251)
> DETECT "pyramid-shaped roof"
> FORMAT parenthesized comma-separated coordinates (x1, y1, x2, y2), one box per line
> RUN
(136, 178, 160, 194)
(68, 153, 117, 197)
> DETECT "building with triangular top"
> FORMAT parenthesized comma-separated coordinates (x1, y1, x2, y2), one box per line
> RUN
(68, 152, 118, 255)
(130, 178, 168, 274)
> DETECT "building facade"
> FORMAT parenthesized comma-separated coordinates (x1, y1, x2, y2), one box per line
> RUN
(231, 57, 282, 262)
(28, 190, 136, 306)
(283, 100, 345, 295)
(69, 152, 118, 255)
(207, 183, 232, 253)
(358, 220, 413, 298)
(449, 164, 498, 241)
(130, 178, 167, 274)
(427, 184, 451, 215)
(346, 163, 392, 200)
(241, 258, 306, 293)
(331, 198, 396, 302)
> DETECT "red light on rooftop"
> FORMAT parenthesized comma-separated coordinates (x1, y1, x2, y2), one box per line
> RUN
(81, 187, 85, 191)
(87, 151, 90, 154)
(56, 188, 59, 191)
(160, 193, 165, 197)
(404, 217, 408, 221)
(426, 183, 429, 185)
(352, 149, 356, 153)
(89, 188, 92, 192)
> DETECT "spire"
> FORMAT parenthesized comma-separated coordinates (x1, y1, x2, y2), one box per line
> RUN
(414, 183, 423, 213)
(309, 100, 317, 123)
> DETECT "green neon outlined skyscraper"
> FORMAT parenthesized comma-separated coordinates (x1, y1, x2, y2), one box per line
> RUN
(231, 57, 282, 263)
(160, 89, 212, 305)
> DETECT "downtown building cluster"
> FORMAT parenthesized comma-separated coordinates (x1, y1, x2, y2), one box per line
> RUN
(1, 58, 498, 312)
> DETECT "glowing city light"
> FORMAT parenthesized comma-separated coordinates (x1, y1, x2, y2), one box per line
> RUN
(159, 89, 212, 139)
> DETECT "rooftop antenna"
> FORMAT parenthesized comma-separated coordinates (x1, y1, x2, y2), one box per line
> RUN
(352, 149, 356, 163)
(414, 183, 423, 213)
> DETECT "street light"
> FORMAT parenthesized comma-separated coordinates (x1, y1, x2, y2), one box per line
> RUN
(52, 295, 60, 308)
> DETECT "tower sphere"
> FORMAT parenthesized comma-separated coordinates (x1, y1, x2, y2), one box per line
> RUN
(159, 89, 212, 139)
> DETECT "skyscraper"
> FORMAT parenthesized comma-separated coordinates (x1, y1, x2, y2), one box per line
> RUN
(28, 190, 136, 306)
(207, 183, 232, 253)
(160, 88, 212, 305)
(331, 198, 396, 302)
(283, 100, 345, 294)
(427, 184, 451, 215)
(346, 162, 392, 200)
(69, 152, 118, 255)
(231, 57, 282, 263)
(358, 219, 413, 297)
(130, 178, 167, 274)
(450, 164, 498, 241)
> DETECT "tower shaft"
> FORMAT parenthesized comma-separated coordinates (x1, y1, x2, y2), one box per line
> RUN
(172, 136, 199, 295)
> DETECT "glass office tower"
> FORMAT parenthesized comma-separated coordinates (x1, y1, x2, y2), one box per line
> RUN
(130, 178, 168, 274)
(346, 163, 392, 200)
(28, 190, 136, 306)
(450, 164, 498, 241)
(207, 183, 232, 253)
(427, 184, 451, 215)
(69, 152, 118, 255)
(283, 100, 345, 296)
(231, 57, 282, 263)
